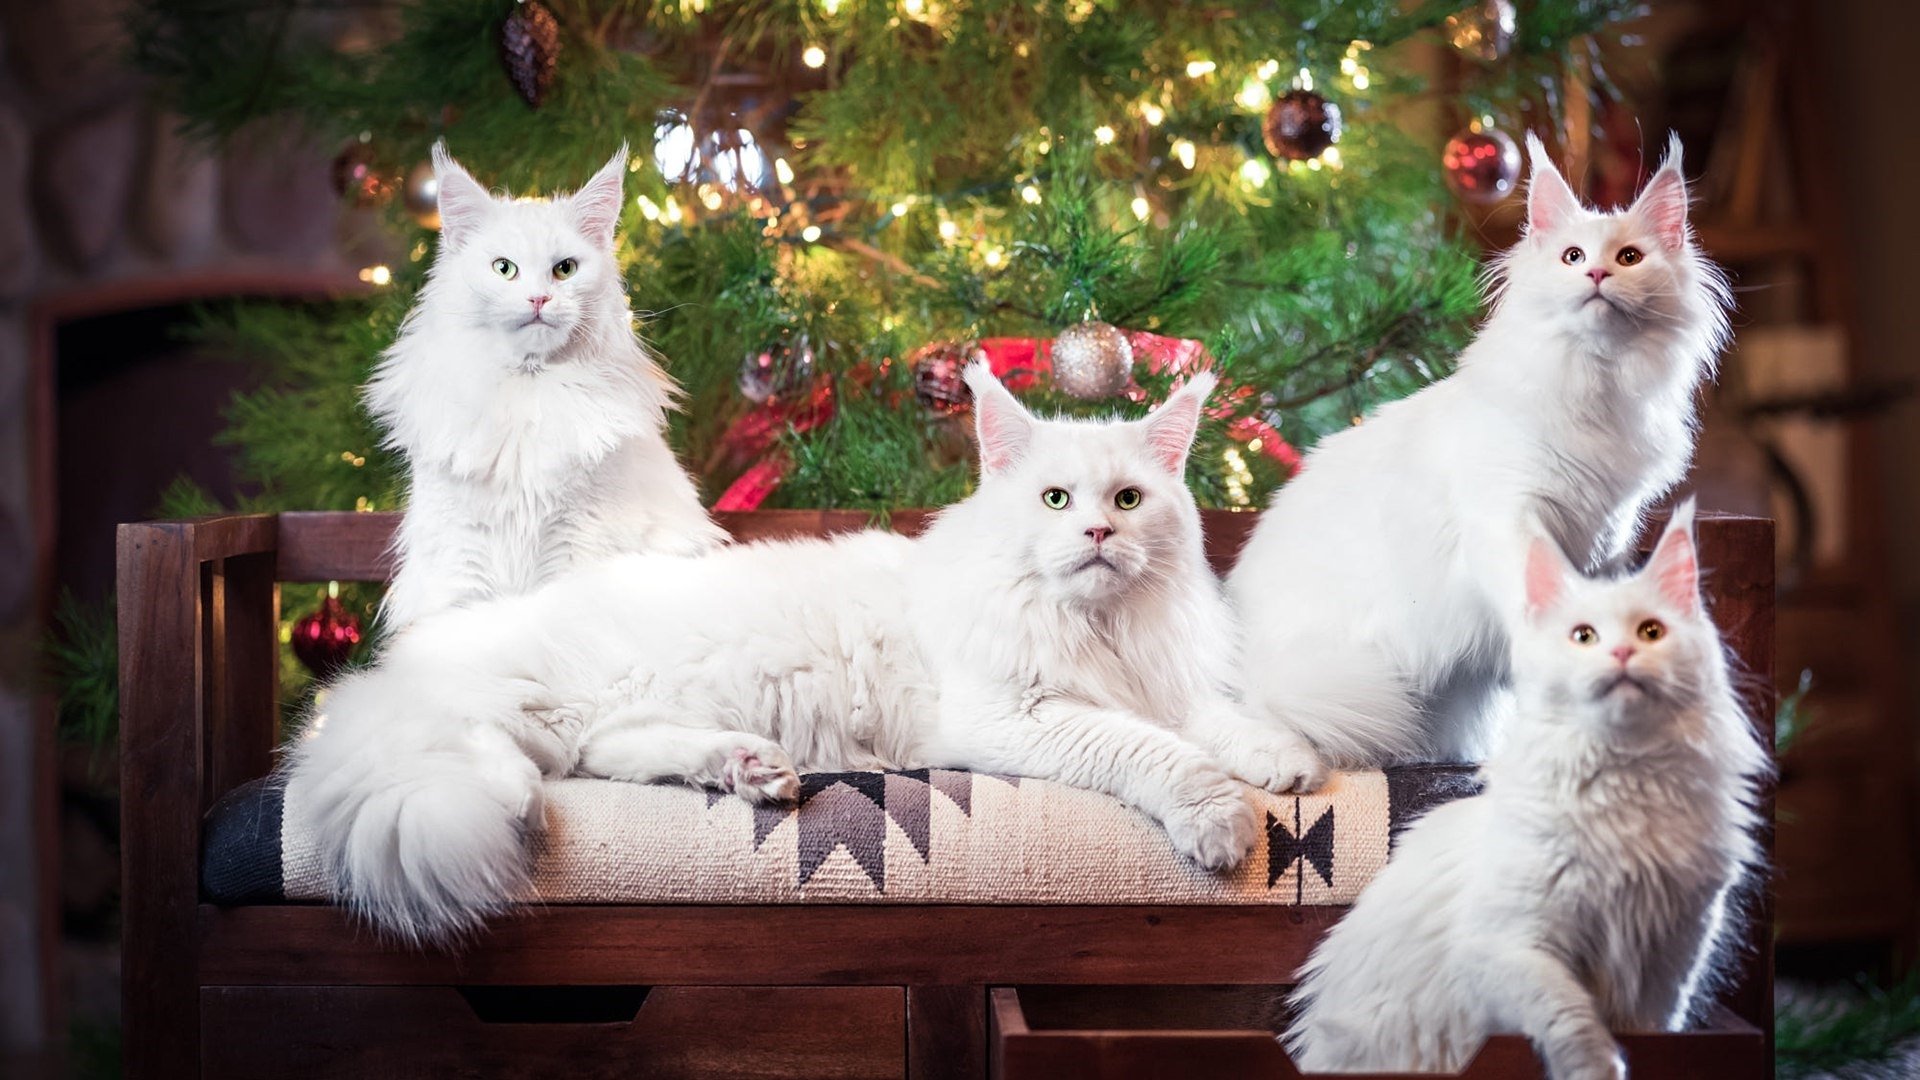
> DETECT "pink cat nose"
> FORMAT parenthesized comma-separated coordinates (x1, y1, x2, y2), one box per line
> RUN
(1610, 645, 1635, 665)
(1586, 268, 1610, 286)
(1085, 526, 1114, 545)
(529, 295, 551, 314)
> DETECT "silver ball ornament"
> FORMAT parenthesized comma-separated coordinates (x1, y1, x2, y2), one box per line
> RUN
(1051, 321, 1133, 399)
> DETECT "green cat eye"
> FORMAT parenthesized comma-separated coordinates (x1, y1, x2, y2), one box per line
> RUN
(552, 257, 579, 280)
(1114, 487, 1142, 510)
(491, 258, 518, 280)
(1042, 488, 1071, 510)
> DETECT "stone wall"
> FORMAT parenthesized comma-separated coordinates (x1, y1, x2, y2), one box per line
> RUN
(0, 0, 355, 1053)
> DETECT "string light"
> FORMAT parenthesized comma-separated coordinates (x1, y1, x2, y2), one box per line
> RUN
(901, 0, 924, 15)
(358, 264, 392, 286)
(636, 195, 662, 221)
(1172, 139, 1196, 170)
(891, 200, 909, 217)
(983, 246, 1005, 267)
(802, 45, 827, 68)
(938, 219, 959, 241)
(1130, 194, 1151, 221)
(1323, 147, 1343, 169)
(1094, 125, 1116, 145)
(1256, 58, 1280, 80)
(1140, 102, 1165, 126)
(1185, 58, 1216, 78)
(1297, 67, 1314, 92)
(1240, 157, 1272, 186)
(664, 195, 684, 223)
(774, 158, 795, 185)
(801, 225, 822, 242)
(1235, 76, 1271, 111)
(821, 0, 841, 13)
(1020, 183, 1042, 204)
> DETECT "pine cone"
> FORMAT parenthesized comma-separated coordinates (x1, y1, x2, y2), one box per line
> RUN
(501, 0, 560, 108)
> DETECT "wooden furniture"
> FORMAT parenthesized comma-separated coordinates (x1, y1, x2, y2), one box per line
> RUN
(118, 510, 1777, 1079)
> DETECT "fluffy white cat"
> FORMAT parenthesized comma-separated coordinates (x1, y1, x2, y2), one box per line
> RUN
(1284, 501, 1768, 1078)
(365, 142, 724, 629)
(291, 364, 1327, 944)
(1228, 134, 1732, 766)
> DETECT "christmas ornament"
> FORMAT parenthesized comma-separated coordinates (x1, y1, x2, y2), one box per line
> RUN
(330, 141, 393, 207)
(911, 340, 988, 413)
(1442, 126, 1522, 204)
(291, 595, 363, 680)
(1051, 320, 1133, 399)
(738, 331, 818, 404)
(501, 0, 561, 108)
(1445, 0, 1516, 62)
(1263, 90, 1342, 162)
(402, 159, 440, 228)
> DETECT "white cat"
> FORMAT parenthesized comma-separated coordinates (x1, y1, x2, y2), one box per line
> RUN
(291, 364, 1327, 944)
(365, 142, 725, 630)
(1283, 501, 1768, 1078)
(1228, 134, 1731, 766)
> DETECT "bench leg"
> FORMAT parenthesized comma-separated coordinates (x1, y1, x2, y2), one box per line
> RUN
(909, 984, 987, 1080)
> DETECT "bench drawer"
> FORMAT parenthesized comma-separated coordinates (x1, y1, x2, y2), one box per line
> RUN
(202, 984, 906, 1079)
(989, 985, 1767, 1079)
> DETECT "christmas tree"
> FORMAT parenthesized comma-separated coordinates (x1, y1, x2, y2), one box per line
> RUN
(51, 0, 1635, 726)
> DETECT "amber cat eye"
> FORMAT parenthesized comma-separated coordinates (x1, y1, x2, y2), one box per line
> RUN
(1637, 619, 1665, 642)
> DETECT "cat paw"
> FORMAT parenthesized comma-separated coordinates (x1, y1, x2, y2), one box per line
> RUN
(1161, 771, 1259, 872)
(1543, 1036, 1626, 1080)
(1221, 735, 1330, 794)
(721, 743, 801, 805)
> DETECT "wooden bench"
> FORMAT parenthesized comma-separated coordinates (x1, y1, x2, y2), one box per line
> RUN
(118, 509, 1776, 1079)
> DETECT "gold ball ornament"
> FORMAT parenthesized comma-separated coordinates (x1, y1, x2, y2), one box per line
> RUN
(402, 159, 440, 228)
(1051, 321, 1133, 399)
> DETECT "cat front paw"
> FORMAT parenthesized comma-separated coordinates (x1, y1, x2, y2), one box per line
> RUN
(1161, 770, 1259, 872)
(1221, 733, 1329, 795)
(721, 743, 801, 805)
(1543, 1034, 1626, 1080)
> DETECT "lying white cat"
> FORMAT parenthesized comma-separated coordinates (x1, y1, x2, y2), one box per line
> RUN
(1229, 134, 1732, 766)
(292, 364, 1326, 944)
(1285, 501, 1768, 1078)
(365, 143, 724, 630)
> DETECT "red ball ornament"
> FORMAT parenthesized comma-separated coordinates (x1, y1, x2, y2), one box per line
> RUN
(738, 331, 818, 404)
(292, 595, 363, 680)
(1442, 126, 1522, 204)
(330, 140, 394, 208)
(1263, 90, 1342, 162)
(911, 340, 988, 413)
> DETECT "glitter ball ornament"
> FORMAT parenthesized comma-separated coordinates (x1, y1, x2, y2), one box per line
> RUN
(291, 595, 363, 680)
(330, 141, 393, 207)
(911, 340, 988, 413)
(501, 0, 561, 108)
(1442, 126, 1522, 204)
(738, 332, 818, 404)
(1051, 321, 1133, 399)
(1446, 0, 1517, 62)
(402, 159, 440, 228)
(1263, 90, 1342, 162)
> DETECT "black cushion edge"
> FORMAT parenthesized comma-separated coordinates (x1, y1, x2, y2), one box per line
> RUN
(1383, 764, 1484, 851)
(201, 775, 286, 904)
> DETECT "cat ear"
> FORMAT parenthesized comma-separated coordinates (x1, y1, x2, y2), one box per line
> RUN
(1524, 535, 1573, 618)
(570, 143, 630, 250)
(1524, 132, 1582, 237)
(1644, 496, 1701, 615)
(1629, 133, 1691, 253)
(964, 361, 1034, 475)
(1142, 371, 1216, 475)
(431, 141, 494, 251)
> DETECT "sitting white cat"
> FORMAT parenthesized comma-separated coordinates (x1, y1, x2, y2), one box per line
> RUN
(1284, 501, 1768, 1079)
(365, 143, 724, 630)
(292, 364, 1326, 945)
(1228, 134, 1732, 767)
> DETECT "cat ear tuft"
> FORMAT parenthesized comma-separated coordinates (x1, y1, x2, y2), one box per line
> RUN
(1524, 535, 1572, 618)
(1524, 132, 1582, 238)
(570, 143, 630, 250)
(1142, 371, 1215, 475)
(1645, 496, 1701, 615)
(1629, 133, 1691, 253)
(964, 361, 1034, 475)
(431, 141, 494, 251)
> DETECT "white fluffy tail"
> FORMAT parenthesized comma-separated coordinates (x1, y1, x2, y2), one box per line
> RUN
(1242, 642, 1426, 769)
(288, 664, 545, 947)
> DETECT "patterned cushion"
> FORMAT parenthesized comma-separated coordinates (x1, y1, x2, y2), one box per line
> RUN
(204, 766, 1480, 907)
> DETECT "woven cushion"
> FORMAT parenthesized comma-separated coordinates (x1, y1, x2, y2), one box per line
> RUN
(204, 766, 1480, 906)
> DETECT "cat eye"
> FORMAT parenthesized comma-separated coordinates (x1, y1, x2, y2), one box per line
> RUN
(1042, 488, 1071, 510)
(552, 258, 579, 280)
(1114, 488, 1142, 511)
(1616, 246, 1643, 266)
(1561, 246, 1585, 266)
(1570, 624, 1599, 646)
(491, 258, 518, 280)
(1637, 619, 1665, 642)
